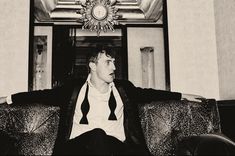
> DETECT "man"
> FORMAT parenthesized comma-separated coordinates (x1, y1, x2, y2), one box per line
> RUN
(0, 46, 203, 155)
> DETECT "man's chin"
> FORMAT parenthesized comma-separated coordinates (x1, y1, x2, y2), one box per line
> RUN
(107, 79, 114, 83)
(106, 77, 115, 83)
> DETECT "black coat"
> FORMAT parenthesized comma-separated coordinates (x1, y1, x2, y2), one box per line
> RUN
(11, 79, 181, 153)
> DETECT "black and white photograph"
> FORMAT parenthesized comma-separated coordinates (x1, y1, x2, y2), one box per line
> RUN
(0, 0, 235, 155)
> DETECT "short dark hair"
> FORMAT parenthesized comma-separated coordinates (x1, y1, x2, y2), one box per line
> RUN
(87, 45, 116, 72)
(88, 45, 116, 64)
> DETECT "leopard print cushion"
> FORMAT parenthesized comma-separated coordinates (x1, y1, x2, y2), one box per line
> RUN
(139, 99, 221, 156)
(0, 104, 60, 155)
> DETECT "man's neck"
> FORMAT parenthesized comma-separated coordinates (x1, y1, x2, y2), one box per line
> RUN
(90, 75, 110, 93)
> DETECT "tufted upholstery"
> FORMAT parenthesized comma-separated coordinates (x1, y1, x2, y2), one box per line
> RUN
(139, 99, 221, 155)
(0, 104, 60, 155)
(0, 99, 221, 155)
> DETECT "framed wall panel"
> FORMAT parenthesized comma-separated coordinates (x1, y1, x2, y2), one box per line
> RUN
(30, 26, 52, 90)
(127, 27, 166, 90)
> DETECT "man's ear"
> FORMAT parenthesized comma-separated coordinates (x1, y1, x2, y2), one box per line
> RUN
(89, 62, 96, 71)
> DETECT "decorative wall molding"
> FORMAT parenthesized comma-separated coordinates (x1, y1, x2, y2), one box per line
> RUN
(34, 0, 163, 25)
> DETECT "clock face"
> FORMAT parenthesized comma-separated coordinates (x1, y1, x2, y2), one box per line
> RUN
(92, 4, 108, 20)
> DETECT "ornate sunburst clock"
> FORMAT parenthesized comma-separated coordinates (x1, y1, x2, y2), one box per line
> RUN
(78, 0, 119, 36)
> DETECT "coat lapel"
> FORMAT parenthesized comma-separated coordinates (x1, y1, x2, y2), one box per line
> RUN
(64, 79, 86, 140)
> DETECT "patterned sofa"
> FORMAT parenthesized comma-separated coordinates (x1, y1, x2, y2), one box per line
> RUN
(139, 99, 221, 155)
(0, 99, 221, 155)
(0, 104, 60, 155)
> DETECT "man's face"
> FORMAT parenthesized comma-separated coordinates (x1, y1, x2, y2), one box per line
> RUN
(94, 52, 116, 83)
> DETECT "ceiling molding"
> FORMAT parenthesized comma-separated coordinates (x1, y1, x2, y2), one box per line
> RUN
(34, 0, 163, 24)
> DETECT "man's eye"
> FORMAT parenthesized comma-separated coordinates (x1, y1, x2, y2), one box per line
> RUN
(106, 60, 115, 65)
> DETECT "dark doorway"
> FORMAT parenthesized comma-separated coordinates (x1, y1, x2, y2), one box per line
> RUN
(52, 26, 127, 87)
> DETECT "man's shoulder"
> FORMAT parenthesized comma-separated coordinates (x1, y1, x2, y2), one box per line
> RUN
(64, 77, 86, 87)
(114, 79, 128, 84)
(114, 79, 134, 88)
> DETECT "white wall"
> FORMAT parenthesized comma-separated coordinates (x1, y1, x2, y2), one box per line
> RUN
(167, 0, 220, 99)
(127, 27, 166, 90)
(0, 0, 30, 96)
(214, 0, 235, 100)
(2, 0, 235, 101)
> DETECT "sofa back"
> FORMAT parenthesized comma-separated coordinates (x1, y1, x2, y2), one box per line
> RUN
(0, 104, 60, 155)
(0, 99, 221, 155)
(139, 99, 221, 155)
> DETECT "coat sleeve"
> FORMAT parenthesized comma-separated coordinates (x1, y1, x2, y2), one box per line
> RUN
(11, 84, 72, 106)
(123, 80, 182, 103)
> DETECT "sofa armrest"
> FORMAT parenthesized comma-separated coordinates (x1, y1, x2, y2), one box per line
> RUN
(0, 103, 60, 155)
(176, 134, 235, 155)
(139, 99, 221, 156)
